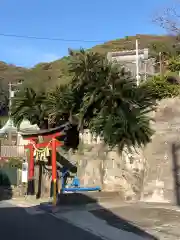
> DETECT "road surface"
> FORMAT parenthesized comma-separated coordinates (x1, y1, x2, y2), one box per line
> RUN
(2, 199, 180, 240)
(0, 201, 102, 240)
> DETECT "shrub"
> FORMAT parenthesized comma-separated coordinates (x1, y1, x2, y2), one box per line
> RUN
(3, 158, 22, 169)
(142, 75, 180, 100)
(168, 56, 180, 72)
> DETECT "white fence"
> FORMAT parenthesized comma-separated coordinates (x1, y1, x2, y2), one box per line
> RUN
(0, 145, 26, 158)
(79, 130, 102, 145)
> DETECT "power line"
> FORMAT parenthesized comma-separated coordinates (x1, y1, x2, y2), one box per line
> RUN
(0, 33, 106, 43)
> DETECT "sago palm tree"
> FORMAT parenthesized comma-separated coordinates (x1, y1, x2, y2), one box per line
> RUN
(45, 84, 79, 126)
(67, 49, 155, 151)
(11, 87, 48, 129)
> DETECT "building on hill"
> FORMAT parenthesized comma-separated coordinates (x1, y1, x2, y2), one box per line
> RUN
(107, 48, 156, 81)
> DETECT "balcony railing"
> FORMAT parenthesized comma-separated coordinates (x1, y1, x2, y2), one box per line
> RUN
(0, 145, 26, 158)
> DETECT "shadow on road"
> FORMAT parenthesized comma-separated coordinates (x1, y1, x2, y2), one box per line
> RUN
(0, 172, 158, 239)
(0, 191, 160, 239)
(0, 169, 12, 201)
(0, 205, 102, 240)
(45, 192, 159, 240)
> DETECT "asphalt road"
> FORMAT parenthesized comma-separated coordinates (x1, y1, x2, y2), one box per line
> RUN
(0, 201, 102, 240)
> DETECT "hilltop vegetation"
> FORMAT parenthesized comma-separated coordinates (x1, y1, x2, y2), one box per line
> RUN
(0, 34, 180, 115)
(92, 34, 178, 55)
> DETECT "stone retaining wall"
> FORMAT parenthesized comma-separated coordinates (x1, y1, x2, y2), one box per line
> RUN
(69, 98, 180, 204)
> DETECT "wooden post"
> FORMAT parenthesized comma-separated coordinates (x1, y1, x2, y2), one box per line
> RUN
(27, 144, 35, 195)
(51, 138, 57, 206)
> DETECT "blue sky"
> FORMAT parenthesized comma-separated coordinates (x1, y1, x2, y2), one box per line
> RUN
(0, 0, 172, 67)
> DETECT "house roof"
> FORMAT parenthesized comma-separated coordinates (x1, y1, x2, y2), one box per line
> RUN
(0, 118, 39, 137)
(20, 122, 70, 138)
(107, 48, 149, 61)
(0, 119, 17, 136)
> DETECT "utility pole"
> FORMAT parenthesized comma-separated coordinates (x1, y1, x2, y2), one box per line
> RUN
(135, 39, 140, 85)
(8, 81, 22, 145)
(8, 82, 14, 115)
(8, 82, 13, 145)
(159, 52, 163, 78)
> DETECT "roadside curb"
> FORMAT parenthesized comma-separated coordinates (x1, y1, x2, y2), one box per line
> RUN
(39, 200, 131, 214)
(39, 200, 180, 215)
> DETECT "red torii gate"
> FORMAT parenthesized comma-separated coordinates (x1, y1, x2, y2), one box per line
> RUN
(21, 126, 65, 206)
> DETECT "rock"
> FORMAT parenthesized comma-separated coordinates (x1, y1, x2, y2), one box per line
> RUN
(143, 98, 180, 203)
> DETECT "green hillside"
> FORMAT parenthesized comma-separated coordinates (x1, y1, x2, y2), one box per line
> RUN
(92, 34, 176, 54)
(0, 34, 177, 87)
(21, 34, 180, 89)
(0, 34, 178, 115)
